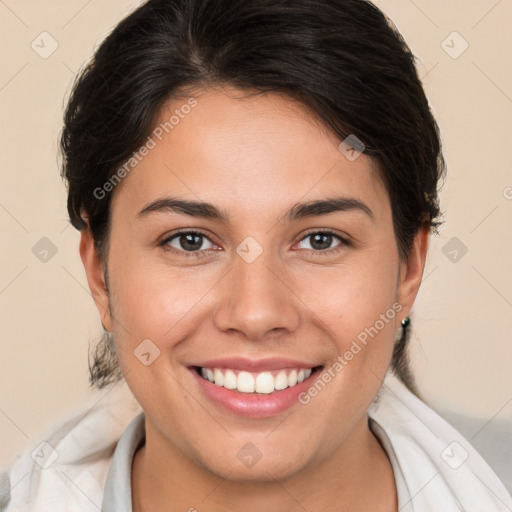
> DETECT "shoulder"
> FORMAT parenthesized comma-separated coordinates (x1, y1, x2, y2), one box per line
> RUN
(368, 371, 512, 512)
(0, 384, 141, 512)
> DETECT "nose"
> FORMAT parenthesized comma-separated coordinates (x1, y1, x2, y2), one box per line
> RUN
(212, 246, 301, 342)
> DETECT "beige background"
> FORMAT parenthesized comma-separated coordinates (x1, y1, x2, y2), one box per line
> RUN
(1, 0, 511, 477)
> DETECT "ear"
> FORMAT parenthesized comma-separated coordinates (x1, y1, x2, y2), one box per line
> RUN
(396, 223, 430, 322)
(79, 226, 112, 331)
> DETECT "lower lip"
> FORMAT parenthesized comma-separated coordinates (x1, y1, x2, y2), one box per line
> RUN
(189, 367, 322, 419)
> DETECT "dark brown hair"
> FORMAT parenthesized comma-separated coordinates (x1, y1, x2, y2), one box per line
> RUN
(60, 0, 445, 392)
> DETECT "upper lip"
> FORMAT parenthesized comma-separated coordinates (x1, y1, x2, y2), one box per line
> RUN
(189, 357, 320, 372)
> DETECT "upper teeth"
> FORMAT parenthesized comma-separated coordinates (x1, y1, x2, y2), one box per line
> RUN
(200, 367, 312, 394)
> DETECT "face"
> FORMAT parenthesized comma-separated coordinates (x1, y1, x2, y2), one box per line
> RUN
(81, 86, 427, 481)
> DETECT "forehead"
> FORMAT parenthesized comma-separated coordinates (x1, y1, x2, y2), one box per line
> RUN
(110, 86, 389, 223)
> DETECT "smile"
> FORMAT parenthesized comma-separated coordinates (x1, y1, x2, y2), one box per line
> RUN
(196, 366, 314, 394)
(188, 357, 324, 418)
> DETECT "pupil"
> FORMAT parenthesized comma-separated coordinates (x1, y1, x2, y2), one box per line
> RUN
(311, 233, 331, 250)
(181, 233, 202, 251)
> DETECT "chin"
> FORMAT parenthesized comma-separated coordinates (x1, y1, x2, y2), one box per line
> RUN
(207, 456, 307, 483)
(192, 436, 314, 483)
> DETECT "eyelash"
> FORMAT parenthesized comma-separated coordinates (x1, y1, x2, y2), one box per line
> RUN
(159, 228, 350, 258)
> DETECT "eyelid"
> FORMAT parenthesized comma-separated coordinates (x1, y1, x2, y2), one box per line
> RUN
(159, 227, 351, 257)
(293, 228, 351, 254)
(299, 226, 348, 238)
(297, 227, 350, 245)
(159, 228, 218, 249)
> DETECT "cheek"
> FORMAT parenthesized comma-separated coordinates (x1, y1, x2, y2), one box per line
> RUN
(302, 257, 400, 406)
(109, 245, 400, 344)
(109, 257, 213, 337)
(303, 258, 399, 337)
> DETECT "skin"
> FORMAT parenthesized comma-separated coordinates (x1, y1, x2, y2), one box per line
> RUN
(80, 85, 429, 512)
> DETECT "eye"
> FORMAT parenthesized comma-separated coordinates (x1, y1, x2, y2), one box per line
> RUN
(295, 229, 349, 254)
(159, 228, 350, 258)
(160, 230, 219, 257)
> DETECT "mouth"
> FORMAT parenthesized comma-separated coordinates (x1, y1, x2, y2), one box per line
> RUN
(192, 365, 322, 394)
(187, 359, 324, 418)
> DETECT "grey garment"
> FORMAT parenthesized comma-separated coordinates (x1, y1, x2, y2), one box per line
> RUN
(102, 411, 146, 512)
(435, 408, 512, 496)
(0, 471, 10, 511)
(101, 412, 411, 511)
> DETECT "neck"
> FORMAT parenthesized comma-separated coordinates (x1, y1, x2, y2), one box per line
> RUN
(132, 415, 397, 512)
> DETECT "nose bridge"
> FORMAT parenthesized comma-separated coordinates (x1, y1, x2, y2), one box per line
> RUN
(213, 240, 300, 340)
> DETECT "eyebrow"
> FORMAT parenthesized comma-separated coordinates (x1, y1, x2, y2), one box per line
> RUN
(137, 196, 375, 223)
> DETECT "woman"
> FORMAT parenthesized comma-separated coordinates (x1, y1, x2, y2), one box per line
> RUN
(1, 0, 511, 510)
